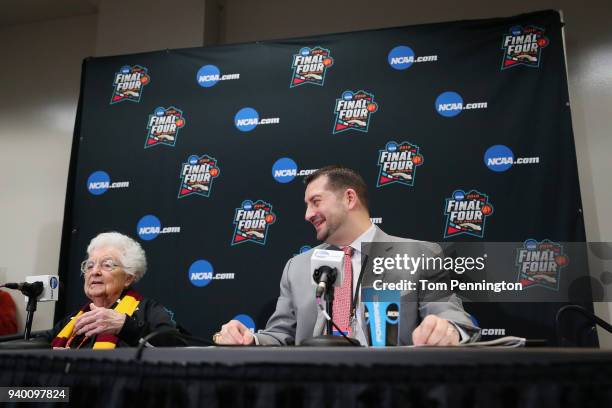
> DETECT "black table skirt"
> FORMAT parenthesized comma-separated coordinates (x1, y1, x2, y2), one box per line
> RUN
(1, 348, 611, 408)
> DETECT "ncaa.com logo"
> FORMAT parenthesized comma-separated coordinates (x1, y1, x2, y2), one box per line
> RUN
(435, 91, 487, 117)
(234, 107, 280, 132)
(136, 215, 181, 241)
(272, 158, 317, 183)
(387, 45, 438, 70)
(87, 171, 130, 196)
(484, 145, 540, 172)
(196, 65, 240, 88)
(188, 259, 235, 287)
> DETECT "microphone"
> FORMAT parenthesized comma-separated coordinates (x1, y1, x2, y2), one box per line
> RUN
(1, 275, 59, 301)
(2, 275, 59, 341)
(301, 248, 361, 346)
(311, 249, 344, 298)
(2, 282, 43, 298)
(314, 266, 336, 298)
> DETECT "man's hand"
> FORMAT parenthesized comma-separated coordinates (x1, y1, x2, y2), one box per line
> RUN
(214, 320, 255, 345)
(412, 315, 460, 346)
(73, 303, 127, 338)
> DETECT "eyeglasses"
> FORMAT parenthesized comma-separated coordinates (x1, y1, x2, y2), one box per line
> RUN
(80, 258, 122, 275)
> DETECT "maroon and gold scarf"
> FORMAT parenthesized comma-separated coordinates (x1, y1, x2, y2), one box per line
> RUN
(51, 289, 142, 349)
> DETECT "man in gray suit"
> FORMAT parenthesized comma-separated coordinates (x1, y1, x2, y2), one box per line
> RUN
(214, 165, 480, 346)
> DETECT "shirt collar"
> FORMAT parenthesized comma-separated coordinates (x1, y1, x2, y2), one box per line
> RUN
(347, 223, 376, 254)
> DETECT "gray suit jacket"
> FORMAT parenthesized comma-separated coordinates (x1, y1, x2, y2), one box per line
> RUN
(255, 226, 480, 345)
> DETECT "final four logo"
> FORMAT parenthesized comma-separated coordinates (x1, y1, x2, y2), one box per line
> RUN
(333, 90, 378, 134)
(501, 25, 549, 69)
(110, 65, 150, 104)
(377, 141, 424, 187)
(232, 200, 276, 246)
(290, 46, 334, 87)
(516, 239, 568, 290)
(443, 190, 494, 239)
(178, 154, 220, 198)
(145, 107, 186, 148)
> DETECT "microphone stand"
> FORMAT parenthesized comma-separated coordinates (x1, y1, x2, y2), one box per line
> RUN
(324, 282, 335, 336)
(22, 282, 44, 340)
(555, 304, 612, 346)
(302, 268, 360, 347)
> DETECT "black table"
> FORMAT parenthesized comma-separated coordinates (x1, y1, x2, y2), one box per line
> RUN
(1, 347, 611, 407)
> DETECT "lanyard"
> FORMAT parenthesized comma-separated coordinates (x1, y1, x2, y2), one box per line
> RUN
(350, 253, 369, 320)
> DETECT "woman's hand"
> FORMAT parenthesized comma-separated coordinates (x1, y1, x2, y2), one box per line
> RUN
(73, 303, 127, 337)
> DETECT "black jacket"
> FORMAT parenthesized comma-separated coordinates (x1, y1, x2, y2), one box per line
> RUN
(45, 297, 187, 348)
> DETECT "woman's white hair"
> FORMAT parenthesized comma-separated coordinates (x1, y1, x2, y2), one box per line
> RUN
(86, 232, 147, 282)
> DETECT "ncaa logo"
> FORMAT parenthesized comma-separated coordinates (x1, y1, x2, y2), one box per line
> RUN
(443, 189, 493, 239)
(377, 140, 424, 187)
(485, 145, 514, 172)
(525, 239, 538, 250)
(110, 65, 150, 104)
(332, 90, 378, 134)
(290, 46, 334, 87)
(189, 260, 214, 287)
(516, 239, 567, 291)
(145, 106, 186, 148)
(272, 158, 298, 183)
(137, 215, 161, 241)
(501, 25, 549, 69)
(435, 91, 463, 117)
(196, 65, 240, 87)
(232, 199, 276, 246)
(178, 153, 220, 198)
(87, 171, 110, 195)
(196, 65, 221, 88)
(50, 276, 59, 289)
(233, 314, 256, 332)
(234, 107, 259, 132)
(388, 46, 415, 70)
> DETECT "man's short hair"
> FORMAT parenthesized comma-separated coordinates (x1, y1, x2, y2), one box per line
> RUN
(304, 165, 369, 211)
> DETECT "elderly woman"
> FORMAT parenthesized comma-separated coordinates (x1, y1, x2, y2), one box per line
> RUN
(47, 232, 184, 349)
